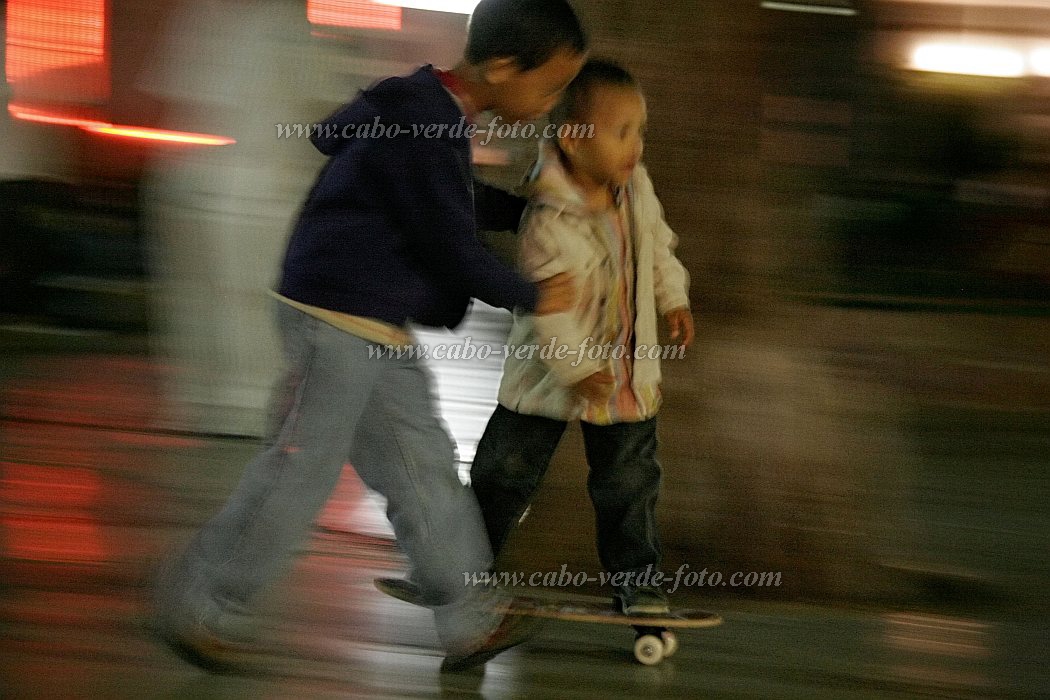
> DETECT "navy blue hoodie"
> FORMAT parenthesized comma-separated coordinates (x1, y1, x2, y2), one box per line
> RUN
(277, 66, 537, 329)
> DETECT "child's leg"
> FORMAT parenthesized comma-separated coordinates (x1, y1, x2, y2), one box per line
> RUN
(156, 304, 503, 654)
(155, 304, 384, 643)
(348, 357, 506, 653)
(580, 418, 663, 577)
(470, 405, 567, 557)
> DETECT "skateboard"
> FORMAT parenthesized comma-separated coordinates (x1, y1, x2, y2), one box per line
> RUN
(507, 596, 722, 666)
(374, 578, 721, 666)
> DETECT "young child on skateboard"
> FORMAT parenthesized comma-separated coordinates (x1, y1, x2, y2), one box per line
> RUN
(470, 58, 693, 616)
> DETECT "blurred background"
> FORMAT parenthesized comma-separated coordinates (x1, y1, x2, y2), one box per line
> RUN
(1, 1, 1048, 697)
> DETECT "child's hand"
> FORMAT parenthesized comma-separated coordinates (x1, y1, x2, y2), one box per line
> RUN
(664, 307, 694, 349)
(573, 371, 615, 403)
(534, 272, 576, 315)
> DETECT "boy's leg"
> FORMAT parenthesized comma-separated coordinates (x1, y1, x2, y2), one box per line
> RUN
(346, 358, 510, 651)
(469, 405, 567, 558)
(580, 418, 663, 579)
(155, 304, 384, 646)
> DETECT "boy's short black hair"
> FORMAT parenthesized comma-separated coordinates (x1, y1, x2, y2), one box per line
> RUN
(549, 58, 638, 126)
(466, 0, 587, 71)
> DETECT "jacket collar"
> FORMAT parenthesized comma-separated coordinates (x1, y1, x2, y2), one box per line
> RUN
(524, 140, 632, 216)
(524, 141, 592, 216)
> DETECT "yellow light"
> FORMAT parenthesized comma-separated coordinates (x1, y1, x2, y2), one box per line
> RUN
(1030, 48, 1050, 77)
(373, 0, 480, 14)
(911, 42, 1026, 78)
(85, 125, 236, 146)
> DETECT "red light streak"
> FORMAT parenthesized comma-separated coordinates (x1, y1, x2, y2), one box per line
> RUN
(307, 0, 402, 31)
(9, 104, 236, 146)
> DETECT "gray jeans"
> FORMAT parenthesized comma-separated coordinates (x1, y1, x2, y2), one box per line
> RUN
(157, 302, 501, 652)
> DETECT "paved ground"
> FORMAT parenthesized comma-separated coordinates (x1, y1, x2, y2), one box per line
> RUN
(0, 324, 1048, 699)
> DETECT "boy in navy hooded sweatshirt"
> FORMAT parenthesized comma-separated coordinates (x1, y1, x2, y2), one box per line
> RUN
(154, 0, 587, 673)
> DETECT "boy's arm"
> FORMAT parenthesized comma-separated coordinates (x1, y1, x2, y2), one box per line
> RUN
(637, 168, 691, 313)
(520, 208, 607, 386)
(473, 177, 527, 233)
(381, 139, 539, 313)
(653, 213, 691, 314)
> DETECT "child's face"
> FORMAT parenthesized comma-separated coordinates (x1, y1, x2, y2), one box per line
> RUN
(562, 85, 646, 190)
(487, 49, 586, 123)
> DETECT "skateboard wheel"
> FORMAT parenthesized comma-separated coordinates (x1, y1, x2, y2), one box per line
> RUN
(661, 631, 678, 658)
(633, 634, 664, 665)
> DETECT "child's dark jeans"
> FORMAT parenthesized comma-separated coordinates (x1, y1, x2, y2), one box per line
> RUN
(470, 404, 663, 576)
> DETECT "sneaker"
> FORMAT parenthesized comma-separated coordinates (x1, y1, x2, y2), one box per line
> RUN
(374, 577, 426, 606)
(440, 611, 540, 673)
(616, 585, 670, 616)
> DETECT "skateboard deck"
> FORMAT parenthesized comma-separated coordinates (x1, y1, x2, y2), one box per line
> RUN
(373, 578, 721, 665)
(507, 597, 721, 628)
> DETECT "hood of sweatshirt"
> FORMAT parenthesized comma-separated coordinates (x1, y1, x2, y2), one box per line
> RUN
(311, 65, 463, 156)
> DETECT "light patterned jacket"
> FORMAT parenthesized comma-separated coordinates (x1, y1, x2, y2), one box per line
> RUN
(497, 142, 691, 423)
